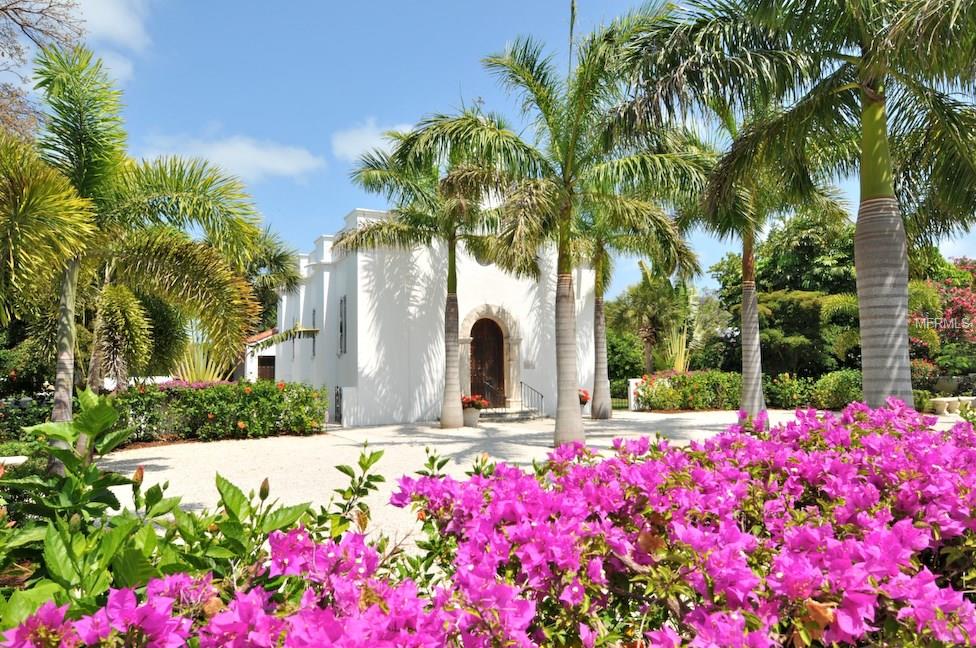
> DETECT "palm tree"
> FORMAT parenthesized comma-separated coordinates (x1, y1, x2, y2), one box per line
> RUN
(35, 46, 261, 421)
(681, 103, 847, 416)
(400, 27, 706, 444)
(618, 1, 976, 407)
(244, 227, 301, 331)
(0, 133, 93, 324)
(607, 260, 689, 373)
(576, 204, 698, 419)
(335, 126, 500, 429)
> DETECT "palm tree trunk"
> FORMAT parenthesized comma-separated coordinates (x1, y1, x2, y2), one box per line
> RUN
(554, 230, 584, 444)
(441, 240, 463, 428)
(855, 88, 913, 408)
(52, 259, 79, 422)
(740, 228, 765, 416)
(591, 275, 611, 420)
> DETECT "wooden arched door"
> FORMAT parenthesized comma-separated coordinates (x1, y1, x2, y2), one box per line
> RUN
(470, 318, 505, 407)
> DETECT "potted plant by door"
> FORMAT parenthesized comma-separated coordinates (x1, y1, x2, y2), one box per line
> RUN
(461, 394, 489, 427)
(579, 388, 591, 415)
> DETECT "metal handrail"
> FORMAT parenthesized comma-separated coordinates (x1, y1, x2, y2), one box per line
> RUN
(520, 381, 545, 415)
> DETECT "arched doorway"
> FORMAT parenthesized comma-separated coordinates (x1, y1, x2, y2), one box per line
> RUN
(470, 318, 505, 407)
(459, 304, 522, 410)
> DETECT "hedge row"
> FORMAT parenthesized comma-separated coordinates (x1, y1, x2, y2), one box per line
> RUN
(634, 369, 865, 411)
(114, 380, 328, 442)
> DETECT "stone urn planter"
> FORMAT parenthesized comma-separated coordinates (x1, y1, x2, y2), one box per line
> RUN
(932, 397, 953, 415)
(947, 397, 961, 414)
(462, 408, 481, 427)
(959, 396, 976, 414)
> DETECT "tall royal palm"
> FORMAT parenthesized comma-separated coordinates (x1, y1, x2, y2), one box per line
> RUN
(684, 103, 847, 416)
(619, 1, 976, 407)
(335, 126, 500, 429)
(577, 203, 698, 419)
(403, 27, 705, 443)
(36, 47, 261, 421)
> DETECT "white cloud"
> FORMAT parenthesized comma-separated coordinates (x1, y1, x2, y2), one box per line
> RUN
(97, 50, 134, 84)
(77, 0, 151, 52)
(331, 117, 412, 163)
(143, 134, 326, 183)
(75, 0, 151, 85)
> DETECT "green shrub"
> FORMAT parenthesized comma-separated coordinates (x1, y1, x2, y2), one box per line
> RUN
(913, 389, 934, 413)
(812, 369, 863, 410)
(610, 378, 629, 399)
(0, 396, 51, 442)
(911, 359, 940, 391)
(633, 371, 741, 411)
(764, 373, 814, 409)
(115, 380, 328, 443)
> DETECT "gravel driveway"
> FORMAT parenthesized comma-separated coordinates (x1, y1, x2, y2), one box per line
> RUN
(101, 408, 959, 539)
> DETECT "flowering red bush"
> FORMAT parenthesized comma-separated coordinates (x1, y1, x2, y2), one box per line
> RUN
(578, 388, 590, 405)
(461, 394, 489, 410)
(8, 401, 976, 646)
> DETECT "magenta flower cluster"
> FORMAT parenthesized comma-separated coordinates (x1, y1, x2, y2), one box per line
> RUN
(393, 399, 976, 645)
(7, 400, 976, 646)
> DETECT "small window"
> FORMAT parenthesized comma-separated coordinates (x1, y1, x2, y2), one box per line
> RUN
(338, 296, 347, 355)
(311, 309, 316, 357)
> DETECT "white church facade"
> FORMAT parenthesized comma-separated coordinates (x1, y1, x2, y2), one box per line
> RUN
(271, 209, 596, 427)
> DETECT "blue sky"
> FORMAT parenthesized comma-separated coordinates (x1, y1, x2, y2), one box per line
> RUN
(76, 0, 974, 298)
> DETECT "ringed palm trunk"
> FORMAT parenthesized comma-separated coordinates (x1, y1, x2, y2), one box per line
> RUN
(740, 228, 766, 417)
(855, 89, 913, 408)
(50, 259, 79, 474)
(554, 229, 584, 445)
(440, 241, 463, 428)
(52, 259, 79, 423)
(590, 261, 611, 420)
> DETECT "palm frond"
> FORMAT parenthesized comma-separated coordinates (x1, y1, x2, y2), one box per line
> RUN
(0, 133, 94, 323)
(91, 284, 151, 386)
(34, 45, 127, 202)
(333, 217, 436, 254)
(108, 156, 262, 268)
(112, 227, 259, 364)
(483, 36, 565, 148)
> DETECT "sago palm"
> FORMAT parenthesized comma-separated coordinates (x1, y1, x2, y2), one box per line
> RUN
(619, 0, 976, 407)
(335, 126, 502, 429)
(400, 26, 706, 444)
(34, 46, 261, 421)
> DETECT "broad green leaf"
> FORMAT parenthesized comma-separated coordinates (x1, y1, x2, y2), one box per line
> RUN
(204, 546, 236, 559)
(42, 524, 77, 588)
(110, 548, 158, 588)
(94, 426, 133, 455)
(359, 450, 384, 471)
(1, 581, 62, 630)
(144, 484, 163, 510)
(74, 401, 120, 437)
(217, 519, 244, 542)
(147, 497, 180, 518)
(23, 421, 77, 443)
(215, 473, 250, 521)
(4, 526, 46, 549)
(260, 503, 310, 534)
(335, 464, 356, 479)
(96, 517, 139, 570)
(77, 387, 99, 412)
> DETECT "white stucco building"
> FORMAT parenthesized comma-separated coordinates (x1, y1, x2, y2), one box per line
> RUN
(272, 209, 596, 427)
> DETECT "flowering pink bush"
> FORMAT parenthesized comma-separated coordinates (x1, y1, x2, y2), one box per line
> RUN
(8, 400, 976, 646)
